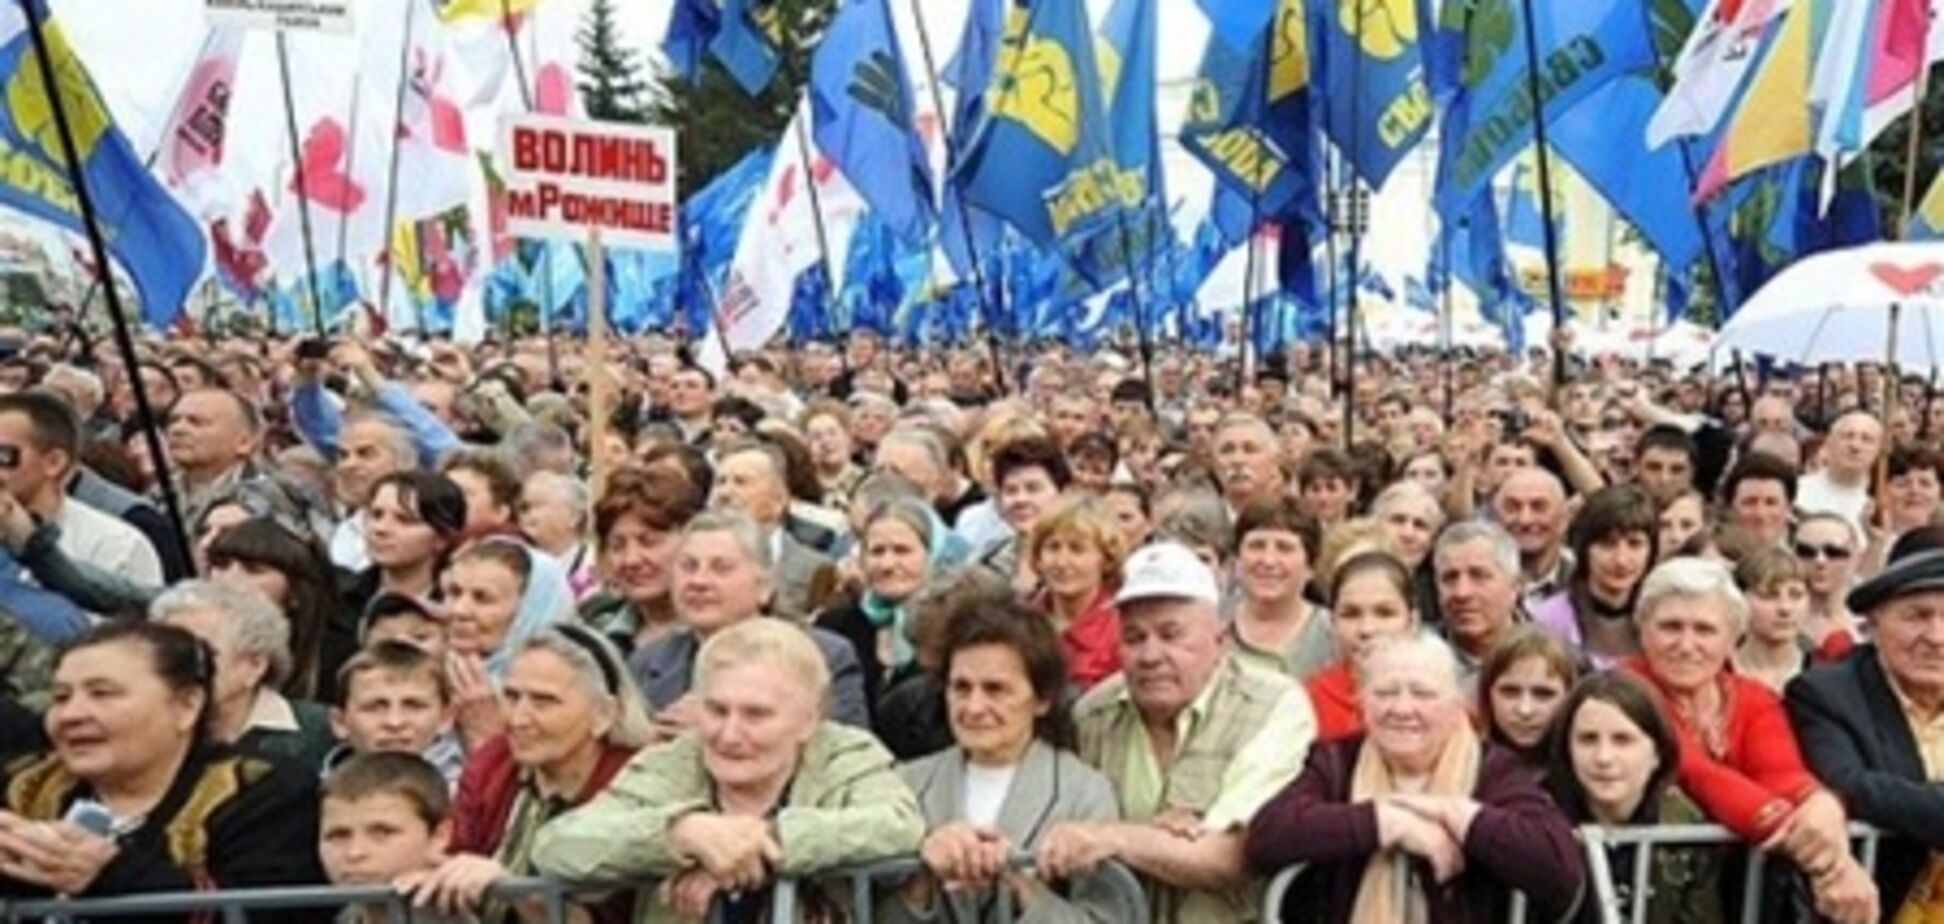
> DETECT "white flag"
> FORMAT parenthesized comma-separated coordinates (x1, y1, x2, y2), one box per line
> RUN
(1646, 0, 1791, 148)
(714, 97, 864, 362)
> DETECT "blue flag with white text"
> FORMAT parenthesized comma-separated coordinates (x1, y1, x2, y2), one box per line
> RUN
(1311, 0, 1433, 189)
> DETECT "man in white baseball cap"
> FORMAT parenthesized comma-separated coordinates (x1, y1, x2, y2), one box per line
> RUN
(1040, 543, 1316, 923)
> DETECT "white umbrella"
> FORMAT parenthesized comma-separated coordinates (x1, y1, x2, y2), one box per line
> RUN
(1714, 241, 1944, 370)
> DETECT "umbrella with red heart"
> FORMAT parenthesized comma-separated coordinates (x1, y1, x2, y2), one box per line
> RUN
(1716, 242, 1944, 371)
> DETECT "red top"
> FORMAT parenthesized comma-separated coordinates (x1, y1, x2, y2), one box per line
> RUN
(1816, 628, 1857, 662)
(1048, 587, 1122, 690)
(1305, 662, 1363, 743)
(450, 735, 639, 856)
(1620, 656, 1822, 841)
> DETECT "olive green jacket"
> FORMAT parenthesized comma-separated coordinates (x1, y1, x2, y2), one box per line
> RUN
(530, 722, 925, 924)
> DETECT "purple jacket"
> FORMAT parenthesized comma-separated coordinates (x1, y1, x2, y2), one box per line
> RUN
(1530, 592, 1630, 672)
(1245, 737, 1586, 924)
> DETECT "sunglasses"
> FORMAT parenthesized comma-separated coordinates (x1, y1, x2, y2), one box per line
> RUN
(0, 444, 18, 470)
(1794, 542, 1852, 562)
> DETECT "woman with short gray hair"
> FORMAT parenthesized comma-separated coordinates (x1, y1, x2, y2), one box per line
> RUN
(151, 580, 335, 769)
(1622, 558, 1879, 923)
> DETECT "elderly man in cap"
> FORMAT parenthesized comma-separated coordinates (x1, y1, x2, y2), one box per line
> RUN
(1787, 548, 1944, 917)
(1043, 542, 1316, 923)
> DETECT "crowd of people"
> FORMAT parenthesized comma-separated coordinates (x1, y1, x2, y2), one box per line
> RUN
(0, 326, 1938, 924)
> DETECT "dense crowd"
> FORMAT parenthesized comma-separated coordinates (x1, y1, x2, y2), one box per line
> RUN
(0, 326, 1938, 924)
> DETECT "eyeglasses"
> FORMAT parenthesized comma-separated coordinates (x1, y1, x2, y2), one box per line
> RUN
(1795, 542, 1852, 562)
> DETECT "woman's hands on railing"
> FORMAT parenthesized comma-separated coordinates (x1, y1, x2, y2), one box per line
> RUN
(669, 813, 781, 893)
(917, 822, 1011, 891)
(1373, 798, 1465, 884)
(1766, 791, 1879, 924)
(0, 813, 117, 896)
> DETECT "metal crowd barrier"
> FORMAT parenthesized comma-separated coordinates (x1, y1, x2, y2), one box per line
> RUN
(0, 858, 1148, 924)
(767, 854, 1150, 924)
(1578, 821, 1881, 924)
(0, 877, 569, 924)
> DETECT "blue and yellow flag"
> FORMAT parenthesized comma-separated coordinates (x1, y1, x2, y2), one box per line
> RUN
(1910, 170, 1944, 241)
(1312, 0, 1432, 189)
(954, 0, 1133, 252)
(0, 2, 205, 326)
(711, 0, 784, 96)
(1179, 0, 1317, 225)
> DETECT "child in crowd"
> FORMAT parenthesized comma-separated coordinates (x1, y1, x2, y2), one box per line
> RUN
(319, 753, 468, 924)
(1733, 548, 1814, 692)
(327, 640, 464, 783)
(363, 592, 450, 658)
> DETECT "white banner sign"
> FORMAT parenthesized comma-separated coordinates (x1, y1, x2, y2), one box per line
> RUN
(499, 114, 679, 251)
(204, 0, 353, 33)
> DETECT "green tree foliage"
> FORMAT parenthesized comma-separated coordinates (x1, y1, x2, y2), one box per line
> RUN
(1867, 62, 1944, 234)
(577, 0, 649, 123)
(643, 0, 837, 195)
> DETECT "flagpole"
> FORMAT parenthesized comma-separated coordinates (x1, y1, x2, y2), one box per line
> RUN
(905, 0, 1005, 390)
(276, 31, 326, 335)
(379, 0, 421, 335)
(1341, 0, 1369, 446)
(789, 114, 842, 348)
(1516, 0, 1567, 391)
(19, 0, 195, 570)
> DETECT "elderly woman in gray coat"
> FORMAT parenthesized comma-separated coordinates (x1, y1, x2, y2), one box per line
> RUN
(883, 599, 1123, 924)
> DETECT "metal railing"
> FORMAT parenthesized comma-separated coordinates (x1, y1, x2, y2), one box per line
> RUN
(0, 856, 1150, 924)
(770, 855, 1150, 924)
(1578, 822, 1881, 924)
(0, 877, 569, 924)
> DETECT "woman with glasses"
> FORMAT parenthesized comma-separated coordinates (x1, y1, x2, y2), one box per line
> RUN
(0, 622, 323, 900)
(1794, 512, 1863, 660)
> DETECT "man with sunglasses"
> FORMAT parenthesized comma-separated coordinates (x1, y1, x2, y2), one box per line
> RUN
(0, 390, 162, 594)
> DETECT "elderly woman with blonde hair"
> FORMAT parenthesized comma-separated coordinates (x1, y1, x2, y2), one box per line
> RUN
(1247, 633, 1585, 923)
(1027, 496, 1129, 689)
(533, 618, 924, 923)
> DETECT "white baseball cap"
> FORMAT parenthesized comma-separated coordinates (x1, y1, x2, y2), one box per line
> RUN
(1115, 542, 1221, 607)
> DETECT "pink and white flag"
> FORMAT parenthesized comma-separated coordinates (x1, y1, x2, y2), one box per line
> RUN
(155, 27, 245, 217)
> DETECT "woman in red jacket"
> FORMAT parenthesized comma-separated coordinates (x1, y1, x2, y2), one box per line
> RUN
(1027, 496, 1127, 689)
(402, 624, 650, 924)
(1307, 551, 1422, 742)
(1622, 558, 1878, 924)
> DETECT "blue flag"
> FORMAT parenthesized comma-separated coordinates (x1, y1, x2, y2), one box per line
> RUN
(1548, 75, 1705, 272)
(1504, 160, 1563, 249)
(1195, 1, 1277, 51)
(662, 0, 722, 84)
(711, 0, 782, 95)
(1180, 0, 1319, 224)
(939, 0, 1009, 277)
(812, 0, 935, 244)
(0, 2, 206, 327)
(1311, 0, 1433, 189)
(954, 0, 1131, 249)
(1433, 191, 1527, 351)
(1433, 0, 1655, 218)
(271, 261, 360, 333)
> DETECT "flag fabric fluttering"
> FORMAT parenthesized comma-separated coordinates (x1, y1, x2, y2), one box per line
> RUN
(1549, 75, 1708, 273)
(954, 0, 1132, 251)
(1311, 0, 1433, 189)
(155, 26, 245, 218)
(1432, 190, 1527, 352)
(1504, 159, 1564, 249)
(1910, 169, 1944, 241)
(937, 0, 1009, 278)
(662, 0, 722, 83)
(1434, 1, 1656, 219)
(1647, 0, 1789, 148)
(711, 0, 783, 96)
(811, 0, 935, 244)
(432, 0, 544, 24)
(715, 97, 866, 365)
(0, 0, 208, 327)
(1179, 0, 1317, 225)
(1694, 0, 1828, 200)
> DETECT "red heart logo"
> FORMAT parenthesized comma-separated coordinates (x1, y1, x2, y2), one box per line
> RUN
(1869, 261, 1944, 296)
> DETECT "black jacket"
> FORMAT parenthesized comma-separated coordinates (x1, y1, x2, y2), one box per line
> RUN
(0, 744, 324, 918)
(1786, 647, 1944, 913)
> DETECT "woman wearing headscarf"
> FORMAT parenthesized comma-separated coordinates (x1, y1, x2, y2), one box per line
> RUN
(440, 538, 577, 747)
(817, 498, 957, 713)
